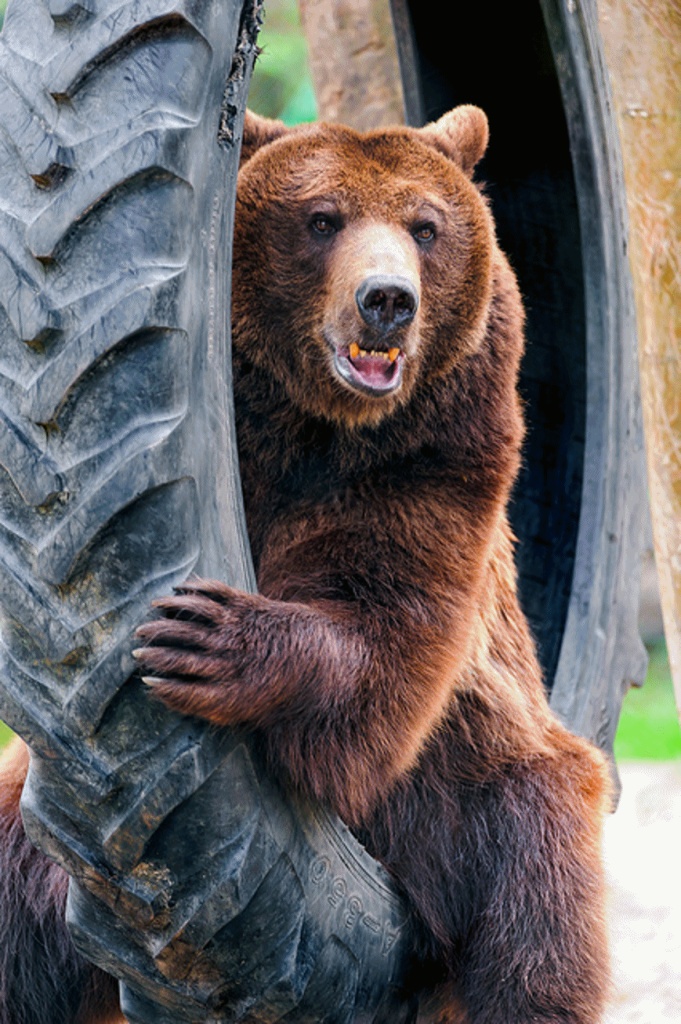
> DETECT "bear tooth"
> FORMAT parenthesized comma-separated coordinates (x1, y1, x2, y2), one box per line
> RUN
(388, 348, 400, 362)
(349, 342, 360, 359)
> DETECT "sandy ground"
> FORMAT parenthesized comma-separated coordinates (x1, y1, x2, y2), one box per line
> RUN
(603, 760, 681, 1022)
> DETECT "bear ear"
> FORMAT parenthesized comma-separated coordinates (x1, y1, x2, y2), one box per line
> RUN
(417, 105, 489, 177)
(240, 110, 292, 167)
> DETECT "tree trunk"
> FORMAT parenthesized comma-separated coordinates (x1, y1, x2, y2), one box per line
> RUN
(597, 0, 681, 713)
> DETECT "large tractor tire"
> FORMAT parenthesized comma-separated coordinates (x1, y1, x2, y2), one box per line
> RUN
(0, 2, 412, 1021)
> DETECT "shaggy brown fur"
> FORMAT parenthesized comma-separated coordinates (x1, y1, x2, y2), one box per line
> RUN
(134, 108, 612, 1022)
(0, 740, 123, 1024)
(0, 107, 611, 1023)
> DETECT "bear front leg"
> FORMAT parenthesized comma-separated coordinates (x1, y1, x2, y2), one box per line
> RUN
(133, 577, 453, 824)
(133, 579, 363, 729)
(455, 742, 611, 1024)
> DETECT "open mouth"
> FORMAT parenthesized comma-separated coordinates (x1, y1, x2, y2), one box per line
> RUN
(333, 341, 405, 396)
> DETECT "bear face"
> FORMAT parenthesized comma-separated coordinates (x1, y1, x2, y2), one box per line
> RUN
(233, 108, 494, 428)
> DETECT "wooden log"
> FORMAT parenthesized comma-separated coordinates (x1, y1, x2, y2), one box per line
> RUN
(598, 0, 681, 711)
(298, 0, 422, 128)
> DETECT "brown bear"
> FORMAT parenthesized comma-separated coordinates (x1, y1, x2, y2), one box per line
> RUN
(0, 107, 611, 1024)
(134, 107, 612, 1023)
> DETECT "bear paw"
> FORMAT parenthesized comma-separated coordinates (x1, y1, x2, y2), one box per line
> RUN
(133, 579, 260, 726)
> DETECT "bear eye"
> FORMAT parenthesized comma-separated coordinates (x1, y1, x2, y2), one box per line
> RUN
(310, 213, 338, 237)
(412, 223, 437, 245)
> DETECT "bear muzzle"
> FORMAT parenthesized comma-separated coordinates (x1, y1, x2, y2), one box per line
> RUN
(323, 226, 422, 398)
(318, 275, 416, 397)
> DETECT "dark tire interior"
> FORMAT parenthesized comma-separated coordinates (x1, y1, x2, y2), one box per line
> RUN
(398, 0, 586, 691)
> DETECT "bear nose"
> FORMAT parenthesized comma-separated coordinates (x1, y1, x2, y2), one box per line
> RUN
(355, 275, 419, 333)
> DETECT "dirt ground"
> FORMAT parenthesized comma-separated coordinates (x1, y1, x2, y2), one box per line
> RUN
(603, 760, 681, 1022)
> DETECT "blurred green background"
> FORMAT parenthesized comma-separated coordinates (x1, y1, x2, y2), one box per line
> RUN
(0, 0, 678, 762)
(247, 0, 317, 123)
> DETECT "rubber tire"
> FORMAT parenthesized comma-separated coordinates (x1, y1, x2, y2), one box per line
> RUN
(0, 2, 413, 1021)
(394, 0, 648, 755)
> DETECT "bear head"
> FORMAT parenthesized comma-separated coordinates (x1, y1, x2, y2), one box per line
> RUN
(233, 105, 494, 428)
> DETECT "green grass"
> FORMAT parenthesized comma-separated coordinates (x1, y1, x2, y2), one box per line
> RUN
(614, 638, 681, 760)
(0, 719, 14, 749)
